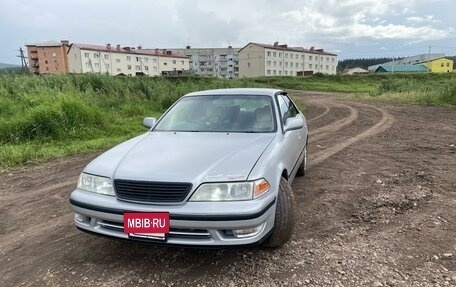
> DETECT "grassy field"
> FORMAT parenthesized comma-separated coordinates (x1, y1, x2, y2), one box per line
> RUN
(0, 73, 454, 168)
(0, 74, 262, 167)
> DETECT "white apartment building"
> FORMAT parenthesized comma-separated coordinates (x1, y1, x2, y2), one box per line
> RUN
(169, 46, 240, 78)
(238, 42, 338, 77)
(67, 44, 190, 76)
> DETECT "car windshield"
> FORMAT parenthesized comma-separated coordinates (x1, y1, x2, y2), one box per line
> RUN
(154, 95, 275, 133)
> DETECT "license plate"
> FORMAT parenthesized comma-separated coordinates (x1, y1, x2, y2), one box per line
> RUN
(124, 212, 170, 239)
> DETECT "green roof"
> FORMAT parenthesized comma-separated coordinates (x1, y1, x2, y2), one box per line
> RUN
(375, 64, 428, 73)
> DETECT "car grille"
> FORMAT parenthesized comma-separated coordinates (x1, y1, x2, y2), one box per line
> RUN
(114, 179, 192, 203)
(98, 220, 211, 239)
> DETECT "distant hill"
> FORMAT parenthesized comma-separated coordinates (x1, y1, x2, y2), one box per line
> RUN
(0, 63, 21, 69)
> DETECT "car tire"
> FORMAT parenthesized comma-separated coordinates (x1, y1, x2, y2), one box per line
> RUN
(296, 141, 307, 177)
(263, 177, 296, 248)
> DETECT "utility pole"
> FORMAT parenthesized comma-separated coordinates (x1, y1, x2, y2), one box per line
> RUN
(428, 46, 431, 72)
(16, 47, 28, 72)
(391, 56, 394, 74)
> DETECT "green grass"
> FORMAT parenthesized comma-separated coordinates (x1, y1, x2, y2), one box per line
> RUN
(0, 74, 262, 168)
(263, 73, 456, 107)
(1, 72, 454, 168)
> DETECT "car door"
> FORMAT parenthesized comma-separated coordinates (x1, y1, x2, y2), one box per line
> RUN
(276, 93, 306, 181)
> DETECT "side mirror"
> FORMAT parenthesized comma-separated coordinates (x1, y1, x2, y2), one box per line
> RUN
(143, 117, 157, 128)
(284, 117, 304, 132)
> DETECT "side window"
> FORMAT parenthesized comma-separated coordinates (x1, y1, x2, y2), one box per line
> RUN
(277, 95, 289, 124)
(284, 95, 298, 118)
(277, 94, 299, 124)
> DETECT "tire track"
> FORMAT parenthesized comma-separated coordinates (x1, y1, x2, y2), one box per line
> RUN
(307, 102, 330, 123)
(309, 102, 359, 143)
(308, 102, 395, 168)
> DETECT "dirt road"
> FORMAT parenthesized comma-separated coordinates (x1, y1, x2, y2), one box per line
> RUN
(1, 92, 456, 287)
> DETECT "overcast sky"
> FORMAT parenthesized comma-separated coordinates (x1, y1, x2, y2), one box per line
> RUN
(1, 0, 455, 64)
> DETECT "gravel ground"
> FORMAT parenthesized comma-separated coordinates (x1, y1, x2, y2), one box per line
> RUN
(1, 92, 455, 287)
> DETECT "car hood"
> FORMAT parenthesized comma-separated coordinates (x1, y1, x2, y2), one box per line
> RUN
(84, 132, 276, 184)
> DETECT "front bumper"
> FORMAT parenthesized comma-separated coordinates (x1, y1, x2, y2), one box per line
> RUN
(69, 188, 276, 246)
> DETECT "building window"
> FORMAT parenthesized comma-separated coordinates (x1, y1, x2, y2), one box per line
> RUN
(94, 53, 99, 58)
(326, 65, 329, 70)
(181, 60, 185, 65)
(285, 62, 288, 67)
(105, 64, 110, 69)
(285, 53, 288, 58)
(309, 64, 312, 69)
(295, 63, 298, 68)
(153, 58, 157, 63)
(94, 63, 100, 68)
(127, 65, 132, 70)
(273, 52, 276, 57)
(85, 62, 91, 68)
(279, 61, 282, 66)
(116, 59, 121, 63)
(273, 61, 277, 67)
(320, 65, 323, 69)
(136, 65, 141, 71)
(143, 58, 148, 63)
(145, 66, 149, 71)
(285, 71, 288, 75)
(279, 70, 282, 75)
(447, 63, 450, 67)
(163, 62, 168, 66)
(326, 57, 329, 62)
(85, 53, 90, 58)
(172, 60, 176, 64)
(267, 60, 271, 66)
(247, 63, 251, 68)
(332, 58, 335, 63)
(279, 52, 282, 57)
(136, 57, 140, 62)
(295, 54, 298, 59)
(127, 56, 131, 61)
(52, 53, 56, 57)
(104, 54, 109, 60)
(441, 63, 444, 67)
(44, 60, 49, 64)
(309, 55, 312, 60)
(267, 70, 271, 75)
(267, 51, 271, 57)
(273, 70, 276, 75)
(116, 68, 121, 72)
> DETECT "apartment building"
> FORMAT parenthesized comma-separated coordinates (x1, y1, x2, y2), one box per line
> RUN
(169, 46, 240, 78)
(238, 42, 338, 77)
(67, 43, 190, 76)
(25, 40, 70, 74)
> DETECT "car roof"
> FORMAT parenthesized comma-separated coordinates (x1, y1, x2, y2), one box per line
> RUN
(184, 88, 283, 97)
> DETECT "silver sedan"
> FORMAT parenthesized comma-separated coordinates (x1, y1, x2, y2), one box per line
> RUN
(70, 88, 308, 247)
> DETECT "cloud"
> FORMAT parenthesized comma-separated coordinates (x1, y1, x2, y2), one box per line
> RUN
(406, 15, 440, 24)
(0, 0, 455, 63)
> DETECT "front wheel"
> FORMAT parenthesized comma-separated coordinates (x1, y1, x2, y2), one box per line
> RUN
(263, 177, 296, 248)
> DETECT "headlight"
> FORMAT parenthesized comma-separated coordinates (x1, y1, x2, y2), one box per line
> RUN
(77, 173, 115, 196)
(189, 178, 270, 201)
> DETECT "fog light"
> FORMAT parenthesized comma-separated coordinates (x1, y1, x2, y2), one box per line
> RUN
(232, 223, 266, 238)
(74, 213, 85, 222)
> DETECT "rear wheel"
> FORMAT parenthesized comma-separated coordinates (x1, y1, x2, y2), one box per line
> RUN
(296, 142, 307, 177)
(263, 177, 296, 248)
